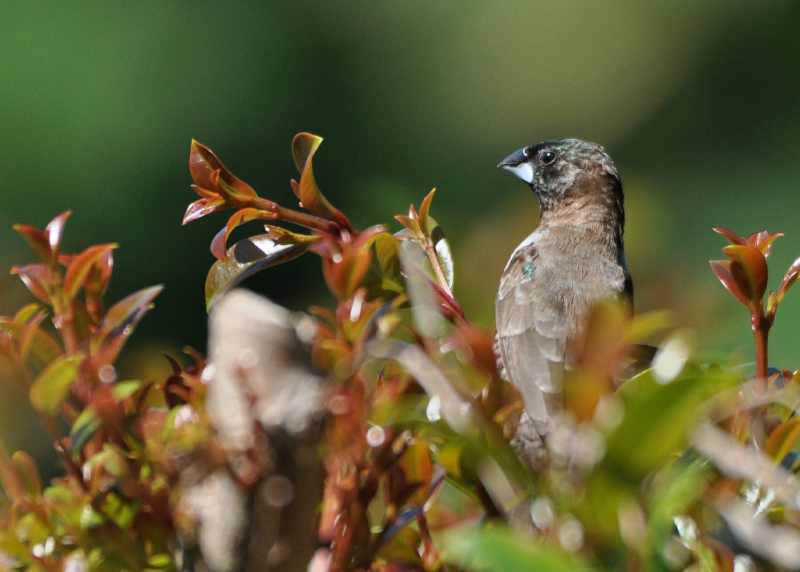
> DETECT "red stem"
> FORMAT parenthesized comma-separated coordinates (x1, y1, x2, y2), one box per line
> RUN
(752, 309, 770, 391)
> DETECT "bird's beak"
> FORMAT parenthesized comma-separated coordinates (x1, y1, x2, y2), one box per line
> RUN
(497, 147, 534, 184)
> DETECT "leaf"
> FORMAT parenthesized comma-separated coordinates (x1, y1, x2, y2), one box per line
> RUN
(63, 243, 118, 300)
(418, 188, 437, 232)
(12, 224, 51, 261)
(263, 224, 322, 245)
(766, 418, 800, 463)
(441, 525, 594, 572)
(14, 303, 44, 325)
(189, 139, 257, 201)
(30, 353, 84, 414)
(10, 263, 54, 304)
(70, 407, 101, 454)
(45, 210, 72, 256)
(712, 226, 744, 245)
(722, 244, 768, 304)
(768, 256, 800, 316)
(205, 234, 309, 310)
(11, 451, 42, 495)
(746, 230, 783, 258)
(93, 286, 163, 365)
(182, 196, 225, 225)
(709, 260, 749, 308)
(290, 132, 350, 227)
(112, 379, 142, 401)
(605, 366, 739, 479)
(210, 208, 277, 260)
(18, 310, 47, 361)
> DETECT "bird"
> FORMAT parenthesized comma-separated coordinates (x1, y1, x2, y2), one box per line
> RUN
(495, 138, 631, 464)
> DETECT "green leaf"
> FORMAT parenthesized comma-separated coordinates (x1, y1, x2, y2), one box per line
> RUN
(205, 233, 308, 310)
(605, 366, 739, 479)
(112, 379, 143, 401)
(70, 407, 101, 454)
(441, 525, 595, 572)
(30, 353, 84, 414)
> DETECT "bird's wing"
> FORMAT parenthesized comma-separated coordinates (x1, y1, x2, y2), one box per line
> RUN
(495, 244, 567, 434)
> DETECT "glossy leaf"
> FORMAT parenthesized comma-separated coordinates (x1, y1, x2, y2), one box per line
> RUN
(291, 132, 349, 227)
(722, 244, 767, 304)
(205, 234, 309, 310)
(746, 230, 783, 258)
(12, 224, 51, 261)
(93, 286, 163, 365)
(30, 353, 84, 414)
(709, 260, 749, 308)
(189, 139, 257, 201)
(768, 256, 800, 316)
(182, 196, 225, 225)
(63, 243, 117, 300)
(417, 188, 436, 233)
(712, 226, 744, 245)
(209, 208, 276, 260)
(10, 263, 54, 304)
(45, 210, 72, 256)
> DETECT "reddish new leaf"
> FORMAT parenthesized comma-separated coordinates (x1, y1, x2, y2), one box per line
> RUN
(10, 263, 54, 304)
(291, 132, 350, 229)
(93, 285, 163, 365)
(264, 224, 323, 245)
(189, 139, 257, 202)
(746, 230, 784, 258)
(418, 188, 437, 232)
(63, 243, 118, 300)
(709, 260, 750, 308)
(723, 244, 768, 304)
(209, 208, 277, 260)
(182, 196, 225, 225)
(12, 224, 51, 261)
(768, 256, 800, 316)
(45, 210, 72, 256)
(712, 227, 745, 245)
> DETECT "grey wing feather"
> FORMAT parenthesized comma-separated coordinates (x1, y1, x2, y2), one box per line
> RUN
(496, 246, 567, 435)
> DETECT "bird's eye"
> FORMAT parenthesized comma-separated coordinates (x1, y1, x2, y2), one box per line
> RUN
(522, 146, 532, 158)
(540, 150, 557, 165)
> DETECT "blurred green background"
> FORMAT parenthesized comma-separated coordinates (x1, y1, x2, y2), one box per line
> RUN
(2, 2, 800, 455)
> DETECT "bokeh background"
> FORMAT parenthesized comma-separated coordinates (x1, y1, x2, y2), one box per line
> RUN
(2, 1, 799, 456)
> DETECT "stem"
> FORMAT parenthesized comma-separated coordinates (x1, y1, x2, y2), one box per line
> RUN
(250, 197, 340, 235)
(752, 310, 770, 392)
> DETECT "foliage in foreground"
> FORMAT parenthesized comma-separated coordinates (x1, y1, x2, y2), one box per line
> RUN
(2, 133, 800, 571)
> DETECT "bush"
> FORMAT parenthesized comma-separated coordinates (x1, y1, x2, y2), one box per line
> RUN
(2, 133, 800, 571)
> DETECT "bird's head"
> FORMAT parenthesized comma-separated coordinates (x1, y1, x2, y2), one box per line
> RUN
(497, 138, 620, 212)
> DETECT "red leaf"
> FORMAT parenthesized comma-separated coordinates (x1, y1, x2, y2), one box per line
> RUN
(712, 227, 745, 245)
(746, 230, 784, 258)
(12, 224, 51, 261)
(45, 210, 72, 256)
(291, 132, 351, 229)
(209, 207, 277, 260)
(10, 264, 54, 304)
(769, 256, 800, 316)
(63, 243, 118, 300)
(182, 196, 225, 225)
(189, 140, 256, 201)
(723, 244, 768, 304)
(709, 260, 750, 307)
(93, 285, 163, 365)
